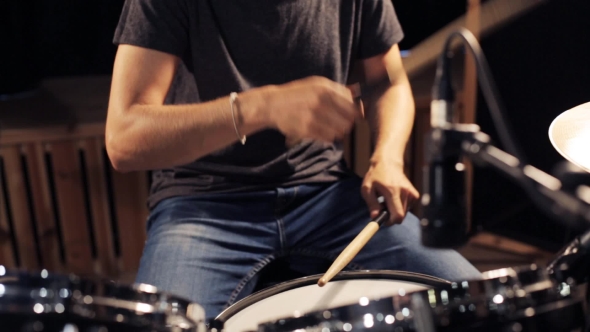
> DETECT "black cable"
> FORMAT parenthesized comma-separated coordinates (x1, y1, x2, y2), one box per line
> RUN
(437, 30, 590, 233)
(441, 28, 527, 163)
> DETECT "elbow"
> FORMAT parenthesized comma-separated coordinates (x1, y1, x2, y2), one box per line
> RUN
(105, 135, 132, 173)
(107, 154, 133, 174)
(105, 124, 137, 173)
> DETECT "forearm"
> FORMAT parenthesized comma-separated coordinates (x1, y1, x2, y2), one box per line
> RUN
(107, 42, 358, 172)
(365, 76, 415, 166)
(105, 89, 268, 172)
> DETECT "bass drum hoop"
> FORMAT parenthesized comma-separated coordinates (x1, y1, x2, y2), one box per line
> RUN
(215, 269, 450, 324)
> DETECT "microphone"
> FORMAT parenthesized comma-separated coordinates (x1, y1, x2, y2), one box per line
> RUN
(430, 52, 454, 129)
(420, 52, 470, 248)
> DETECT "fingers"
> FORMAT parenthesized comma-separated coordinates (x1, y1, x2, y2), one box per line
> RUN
(321, 79, 361, 123)
(374, 183, 405, 225)
(368, 181, 419, 226)
(319, 92, 356, 132)
(363, 182, 405, 225)
(330, 84, 362, 122)
(408, 184, 420, 200)
(306, 119, 349, 143)
(281, 76, 361, 143)
(307, 92, 357, 143)
(361, 183, 381, 219)
(406, 184, 420, 212)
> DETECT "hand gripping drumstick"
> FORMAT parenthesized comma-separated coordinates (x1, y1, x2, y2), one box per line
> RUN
(286, 77, 391, 147)
(318, 201, 390, 287)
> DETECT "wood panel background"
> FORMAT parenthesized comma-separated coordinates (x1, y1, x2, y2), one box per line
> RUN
(0, 132, 147, 282)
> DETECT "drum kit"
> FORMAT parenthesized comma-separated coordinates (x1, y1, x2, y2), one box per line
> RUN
(2, 28, 590, 331)
(1, 252, 588, 332)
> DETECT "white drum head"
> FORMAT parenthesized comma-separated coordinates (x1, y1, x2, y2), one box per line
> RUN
(216, 270, 449, 332)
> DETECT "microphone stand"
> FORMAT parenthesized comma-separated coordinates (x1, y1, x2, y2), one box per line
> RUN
(423, 28, 590, 332)
(427, 122, 590, 285)
(424, 28, 590, 287)
(428, 122, 590, 332)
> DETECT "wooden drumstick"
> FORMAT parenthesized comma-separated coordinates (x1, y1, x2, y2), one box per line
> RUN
(317, 209, 389, 287)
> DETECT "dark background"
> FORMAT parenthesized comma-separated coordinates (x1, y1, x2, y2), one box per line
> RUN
(1, 0, 589, 252)
(0, 0, 473, 95)
(471, 0, 590, 251)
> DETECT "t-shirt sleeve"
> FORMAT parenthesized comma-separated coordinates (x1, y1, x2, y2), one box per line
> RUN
(113, 0, 189, 57)
(358, 0, 405, 59)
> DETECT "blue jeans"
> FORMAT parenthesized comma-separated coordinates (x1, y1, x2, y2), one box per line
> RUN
(135, 176, 481, 321)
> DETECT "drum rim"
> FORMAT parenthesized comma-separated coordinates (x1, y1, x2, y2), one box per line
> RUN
(215, 269, 450, 323)
(0, 268, 195, 305)
(0, 268, 206, 329)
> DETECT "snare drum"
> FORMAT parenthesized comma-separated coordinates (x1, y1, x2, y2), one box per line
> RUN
(254, 264, 586, 332)
(214, 270, 450, 332)
(0, 267, 206, 332)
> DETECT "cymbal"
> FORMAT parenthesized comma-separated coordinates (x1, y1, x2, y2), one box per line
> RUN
(549, 102, 590, 172)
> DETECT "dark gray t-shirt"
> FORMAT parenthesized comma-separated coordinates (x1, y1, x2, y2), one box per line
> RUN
(113, 0, 404, 209)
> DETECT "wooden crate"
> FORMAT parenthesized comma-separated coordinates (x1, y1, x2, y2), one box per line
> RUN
(0, 123, 148, 281)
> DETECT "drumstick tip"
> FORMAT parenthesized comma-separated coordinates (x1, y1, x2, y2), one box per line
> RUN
(317, 277, 327, 287)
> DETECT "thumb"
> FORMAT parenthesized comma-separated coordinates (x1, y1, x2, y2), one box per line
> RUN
(409, 184, 420, 200)
(361, 184, 381, 219)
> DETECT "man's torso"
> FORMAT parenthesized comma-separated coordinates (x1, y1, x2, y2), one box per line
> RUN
(113, 0, 402, 208)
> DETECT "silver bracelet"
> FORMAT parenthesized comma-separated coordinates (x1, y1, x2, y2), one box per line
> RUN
(229, 92, 246, 145)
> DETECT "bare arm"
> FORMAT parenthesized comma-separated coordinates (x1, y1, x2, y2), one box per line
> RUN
(105, 45, 270, 172)
(106, 44, 358, 172)
(361, 44, 415, 167)
(358, 44, 419, 224)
